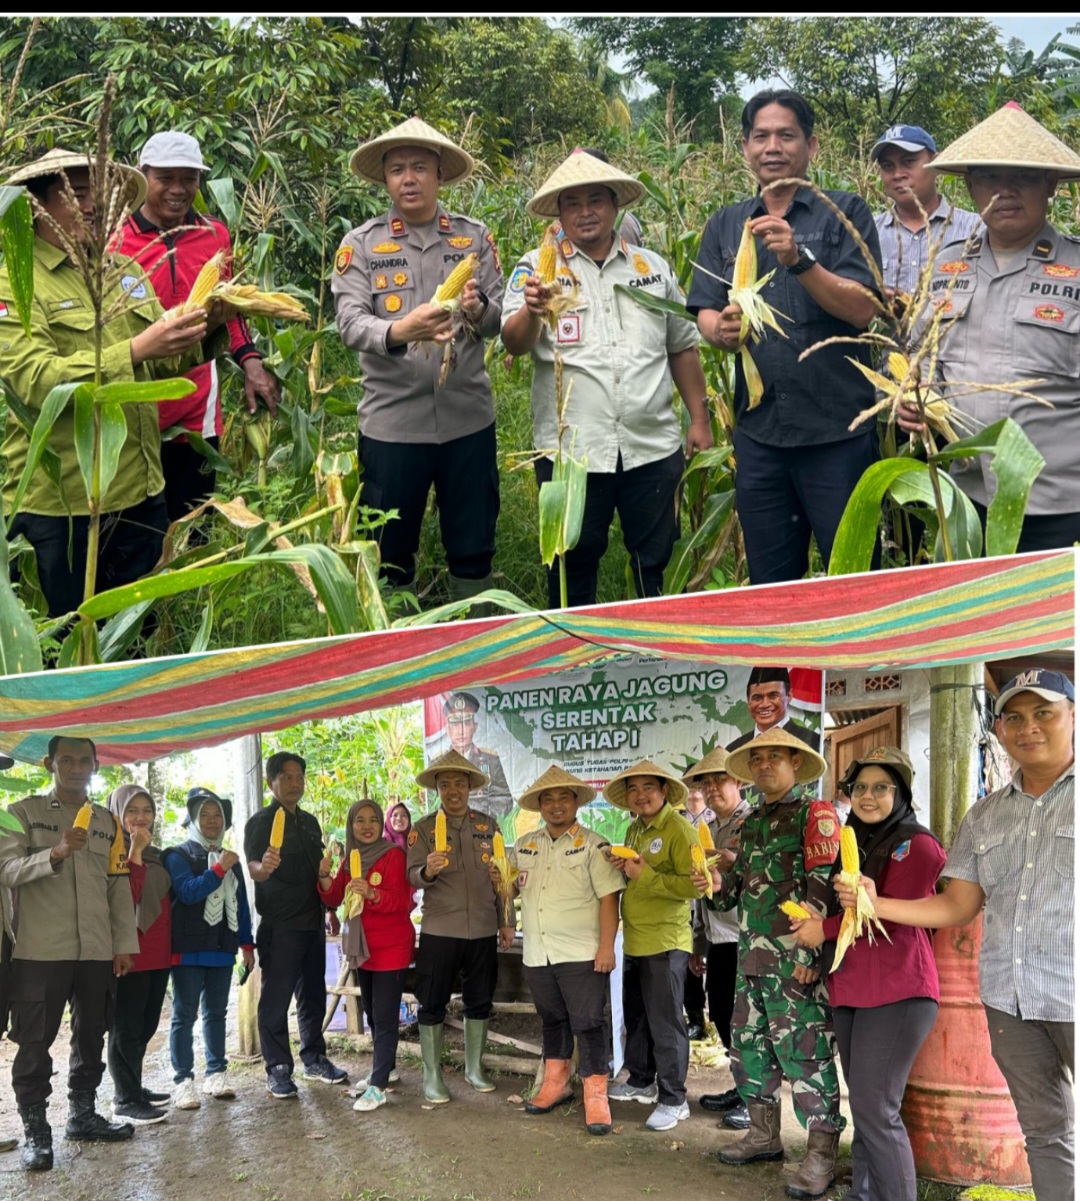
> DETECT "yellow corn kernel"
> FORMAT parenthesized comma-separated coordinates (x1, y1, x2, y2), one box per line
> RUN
(270, 808, 286, 850)
(781, 900, 813, 920)
(72, 801, 94, 830)
(350, 849, 361, 879)
(434, 810, 447, 854)
(840, 826, 859, 877)
(433, 253, 478, 305)
(185, 250, 225, 311)
(733, 219, 757, 292)
(607, 845, 638, 860)
(690, 843, 706, 869)
(698, 822, 715, 852)
(493, 832, 506, 860)
(538, 242, 558, 284)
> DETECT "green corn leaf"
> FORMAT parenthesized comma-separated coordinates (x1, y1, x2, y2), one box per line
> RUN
(7, 383, 77, 518)
(0, 188, 35, 337)
(93, 378, 197, 405)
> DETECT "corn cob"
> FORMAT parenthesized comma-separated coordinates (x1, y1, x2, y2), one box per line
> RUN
(432, 253, 478, 311)
(181, 250, 226, 313)
(345, 847, 365, 919)
(535, 223, 579, 326)
(212, 283, 310, 323)
(690, 842, 713, 898)
(607, 845, 639, 860)
(728, 219, 789, 409)
(492, 831, 514, 896)
(270, 808, 286, 850)
(537, 240, 558, 285)
(846, 352, 963, 443)
(350, 849, 361, 880)
(434, 810, 447, 854)
(831, 826, 890, 972)
(780, 900, 813, 920)
(698, 822, 715, 852)
(72, 801, 94, 830)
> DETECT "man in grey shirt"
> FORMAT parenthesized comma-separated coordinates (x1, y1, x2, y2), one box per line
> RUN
(840, 668, 1074, 1201)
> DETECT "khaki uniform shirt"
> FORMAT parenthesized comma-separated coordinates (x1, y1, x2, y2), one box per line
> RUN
(923, 222, 1080, 514)
(407, 806, 513, 937)
(0, 236, 181, 516)
(331, 205, 504, 444)
(0, 792, 138, 961)
(510, 821, 624, 967)
(502, 236, 699, 472)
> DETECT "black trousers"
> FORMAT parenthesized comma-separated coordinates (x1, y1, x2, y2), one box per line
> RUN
(534, 449, 683, 609)
(10, 493, 169, 618)
(413, 933, 498, 1025)
(255, 925, 327, 1074)
(355, 967, 406, 1089)
(7, 959, 115, 1105)
(705, 942, 739, 1051)
(623, 949, 690, 1107)
(684, 960, 705, 1016)
(524, 959, 609, 1077)
(108, 966, 170, 1105)
(160, 435, 219, 524)
(359, 423, 499, 587)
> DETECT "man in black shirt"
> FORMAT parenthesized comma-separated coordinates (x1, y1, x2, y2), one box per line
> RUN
(244, 750, 348, 1098)
(688, 90, 883, 585)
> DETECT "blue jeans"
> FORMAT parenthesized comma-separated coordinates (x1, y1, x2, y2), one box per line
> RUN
(170, 964, 232, 1082)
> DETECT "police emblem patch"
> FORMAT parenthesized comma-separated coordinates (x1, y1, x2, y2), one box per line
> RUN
(371, 241, 402, 254)
(1034, 304, 1065, 323)
(649, 837, 663, 854)
(374, 273, 388, 290)
(407, 830, 418, 847)
(891, 839, 912, 862)
(448, 236, 473, 249)
(1043, 263, 1079, 279)
(393, 271, 408, 286)
(475, 823, 489, 832)
(938, 261, 969, 274)
(481, 852, 491, 863)
(335, 245, 354, 274)
(817, 818, 835, 838)
(385, 295, 402, 313)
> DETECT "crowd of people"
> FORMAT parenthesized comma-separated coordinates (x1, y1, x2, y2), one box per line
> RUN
(3, 89, 1080, 620)
(0, 664, 1071, 1201)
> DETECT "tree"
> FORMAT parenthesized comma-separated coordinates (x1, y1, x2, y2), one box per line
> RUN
(740, 17, 1003, 143)
(569, 18, 748, 139)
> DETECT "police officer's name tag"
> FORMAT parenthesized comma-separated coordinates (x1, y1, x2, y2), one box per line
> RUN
(120, 275, 148, 300)
(649, 837, 663, 854)
(556, 313, 581, 344)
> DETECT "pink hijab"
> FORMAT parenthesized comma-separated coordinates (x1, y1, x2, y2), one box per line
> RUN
(383, 801, 412, 850)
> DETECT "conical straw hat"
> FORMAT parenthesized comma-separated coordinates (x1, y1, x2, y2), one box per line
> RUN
(602, 759, 689, 811)
(5, 147, 147, 208)
(517, 765, 595, 812)
(932, 102, 1080, 181)
(726, 728, 827, 786)
(527, 148, 646, 219)
(349, 117, 475, 186)
(415, 748, 489, 792)
(683, 746, 733, 781)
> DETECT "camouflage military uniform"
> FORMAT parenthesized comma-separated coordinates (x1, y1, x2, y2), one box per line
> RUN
(711, 789, 844, 1133)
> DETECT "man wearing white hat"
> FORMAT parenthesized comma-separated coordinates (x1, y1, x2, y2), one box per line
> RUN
(0, 149, 211, 619)
(502, 149, 712, 608)
(332, 118, 504, 603)
(114, 130, 280, 524)
(902, 103, 1080, 553)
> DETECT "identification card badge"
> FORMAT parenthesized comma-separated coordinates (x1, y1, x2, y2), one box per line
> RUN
(556, 312, 581, 344)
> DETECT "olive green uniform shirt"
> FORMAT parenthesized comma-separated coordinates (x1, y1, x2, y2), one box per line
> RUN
(620, 802, 700, 957)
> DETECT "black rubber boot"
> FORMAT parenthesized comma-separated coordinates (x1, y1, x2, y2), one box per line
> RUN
(18, 1102, 52, 1171)
(64, 1091, 134, 1142)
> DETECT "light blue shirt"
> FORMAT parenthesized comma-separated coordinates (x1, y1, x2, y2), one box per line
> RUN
(875, 197, 982, 294)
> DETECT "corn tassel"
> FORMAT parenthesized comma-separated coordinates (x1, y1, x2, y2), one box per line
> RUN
(270, 808, 286, 850)
(492, 831, 514, 897)
(432, 253, 478, 311)
(180, 250, 226, 313)
(434, 810, 448, 854)
(72, 801, 94, 830)
(607, 845, 638, 860)
(831, 826, 890, 972)
(728, 219, 789, 409)
(781, 900, 813, 920)
(690, 843, 713, 898)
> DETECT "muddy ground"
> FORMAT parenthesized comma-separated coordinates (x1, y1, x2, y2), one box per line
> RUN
(0, 999, 856, 1201)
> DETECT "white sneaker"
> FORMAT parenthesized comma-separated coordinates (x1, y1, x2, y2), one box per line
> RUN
(352, 1085, 387, 1113)
(354, 1069, 400, 1092)
(172, 1078, 201, 1110)
(645, 1101, 690, 1131)
(202, 1072, 236, 1099)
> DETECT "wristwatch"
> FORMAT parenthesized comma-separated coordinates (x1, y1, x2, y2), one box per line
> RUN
(788, 246, 817, 276)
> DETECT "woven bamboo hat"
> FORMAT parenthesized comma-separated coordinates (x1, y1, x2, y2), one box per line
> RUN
(683, 746, 733, 782)
(726, 728, 827, 786)
(932, 102, 1080, 182)
(517, 764, 595, 812)
(5, 147, 147, 207)
(602, 759, 689, 811)
(415, 748, 489, 792)
(349, 117, 475, 187)
(527, 148, 646, 219)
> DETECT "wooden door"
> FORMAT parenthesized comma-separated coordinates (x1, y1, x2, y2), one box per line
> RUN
(825, 707, 902, 800)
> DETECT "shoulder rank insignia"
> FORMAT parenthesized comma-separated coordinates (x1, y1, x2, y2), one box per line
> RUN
(1034, 303, 1065, 323)
(335, 245, 354, 274)
(389, 218, 405, 236)
(371, 240, 402, 254)
(447, 236, 473, 249)
(1033, 239, 1053, 260)
(937, 260, 969, 274)
(374, 273, 388, 290)
(385, 295, 402, 313)
(393, 271, 408, 286)
(632, 252, 651, 276)
(1043, 262, 1079, 278)
(439, 213, 452, 232)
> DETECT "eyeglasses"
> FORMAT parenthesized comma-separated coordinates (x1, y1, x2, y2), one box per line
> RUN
(849, 782, 897, 799)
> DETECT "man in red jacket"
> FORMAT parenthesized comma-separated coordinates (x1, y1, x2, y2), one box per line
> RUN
(115, 130, 280, 522)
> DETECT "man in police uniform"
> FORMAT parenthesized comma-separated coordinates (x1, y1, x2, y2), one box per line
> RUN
(440, 692, 512, 821)
(903, 103, 1080, 553)
(502, 150, 712, 609)
(0, 736, 139, 1171)
(332, 118, 504, 603)
(407, 750, 513, 1103)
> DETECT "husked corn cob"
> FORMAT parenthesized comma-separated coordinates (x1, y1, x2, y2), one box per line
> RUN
(434, 810, 448, 854)
(350, 849, 361, 879)
(492, 831, 514, 895)
(538, 241, 558, 284)
(493, 832, 506, 860)
(840, 826, 859, 875)
(270, 808, 286, 850)
(182, 251, 226, 312)
(72, 801, 94, 830)
(690, 843, 713, 898)
(698, 822, 715, 852)
(727, 219, 789, 409)
(831, 826, 890, 972)
(432, 253, 478, 309)
(781, 900, 813, 920)
(214, 283, 310, 323)
(607, 845, 639, 860)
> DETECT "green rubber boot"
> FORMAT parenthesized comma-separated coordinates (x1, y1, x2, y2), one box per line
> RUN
(463, 1018, 496, 1093)
(448, 573, 495, 619)
(418, 1023, 450, 1104)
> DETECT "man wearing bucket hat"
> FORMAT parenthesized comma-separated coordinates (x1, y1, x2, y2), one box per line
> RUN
(332, 118, 504, 603)
(114, 130, 280, 524)
(602, 759, 702, 1132)
(0, 149, 214, 619)
(407, 749, 514, 1103)
(489, 765, 624, 1134)
(501, 149, 712, 609)
(870, 124, 981, 299)
(902, 103, 1080, 553)
(698, 728, 844, 1199)
(840, 668, 1074, 1201)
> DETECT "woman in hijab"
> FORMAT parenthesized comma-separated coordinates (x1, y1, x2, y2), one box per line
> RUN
(319, 798, 415, 1113)
(107, 785, 173, 1125)
(162, 788, 254, 1111)
(789, 749, 946, 1201)
(383, 800, 412, 851)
